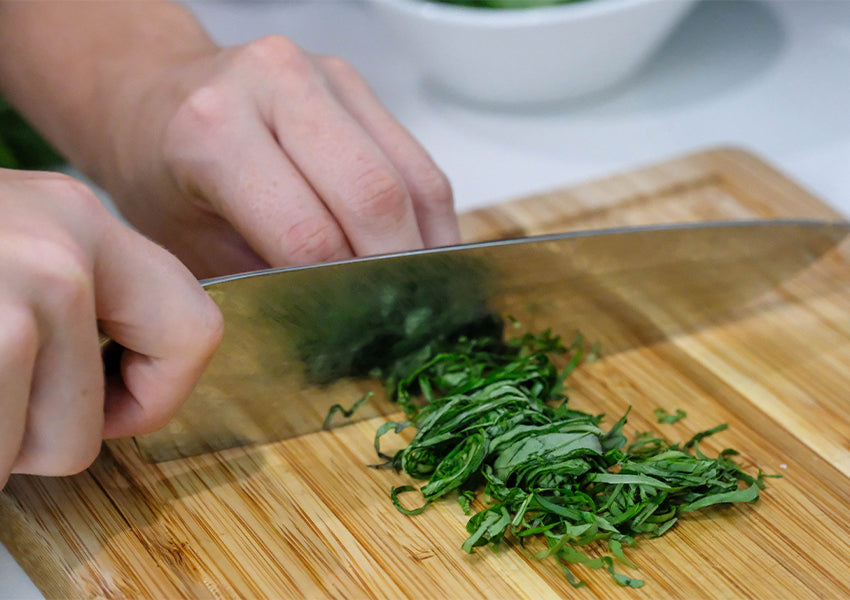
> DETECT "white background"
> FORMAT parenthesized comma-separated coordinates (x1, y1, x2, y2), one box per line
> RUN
(3, 1, 849, 597)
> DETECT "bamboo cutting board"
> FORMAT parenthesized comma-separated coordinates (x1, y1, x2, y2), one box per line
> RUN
(3, 147, 850, 599)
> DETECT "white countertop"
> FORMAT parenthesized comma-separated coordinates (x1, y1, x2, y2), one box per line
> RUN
(3, 1, 849, 597)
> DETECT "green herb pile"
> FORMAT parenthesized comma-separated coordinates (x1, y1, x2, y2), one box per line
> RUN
(371, 325, 771, 588)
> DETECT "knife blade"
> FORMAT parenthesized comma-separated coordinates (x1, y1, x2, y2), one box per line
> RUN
(132, 219, 850, 463)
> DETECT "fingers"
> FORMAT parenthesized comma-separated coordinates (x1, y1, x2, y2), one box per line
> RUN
(7, 256, 104, 477)
(163, 37, 459, 269)
(94, 217, 223, 438)
(255, 39, 425, 256)
(0, 303, 36, 487)
(0, 197, 104, 480)
(316, 54, 461, 248)
(0, 170, 224, 482)
(164, 92, 355, 267)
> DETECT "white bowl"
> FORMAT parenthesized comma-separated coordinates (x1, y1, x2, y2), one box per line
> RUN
(365, 0, 698, 106)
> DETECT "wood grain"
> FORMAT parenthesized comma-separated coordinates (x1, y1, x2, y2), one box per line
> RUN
(3, 147, 849, 599)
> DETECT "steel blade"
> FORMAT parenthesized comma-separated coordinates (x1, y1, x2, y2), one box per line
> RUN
(133, 219, 850, 462)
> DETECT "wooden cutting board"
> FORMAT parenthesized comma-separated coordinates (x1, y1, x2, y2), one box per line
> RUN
(3, 147, 850, 599)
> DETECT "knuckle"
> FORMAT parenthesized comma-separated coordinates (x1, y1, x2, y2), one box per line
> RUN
(351, 167, 409, 221)
(285, 217, 349, 265)
(239, 35, 313, 80)
(135, 405, 177, 436)
(128, 299, 223, 438)
(33, 174, 102, 212)
(196, 296, 225, 357)
(315, 54, 357, 82)
(164, 86, 231, 157)
(162, 86, 236, 193)
(414, 168, 454, 212)
(0, 303, 38, 360)
(175, 85, 230, 132)
(236, 36, 326, 105)
(26, 241, 92, 313)
(168, 286, 225, 359)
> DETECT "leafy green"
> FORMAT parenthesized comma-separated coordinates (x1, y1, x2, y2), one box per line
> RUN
(323, 393, 373, 429)
(372, 325, 772, 588)
(654, 407, 687, 424)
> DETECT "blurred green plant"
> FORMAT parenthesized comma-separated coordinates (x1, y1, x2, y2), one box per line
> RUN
(0, 97, 65, 170)
(265, 251, 499, 393)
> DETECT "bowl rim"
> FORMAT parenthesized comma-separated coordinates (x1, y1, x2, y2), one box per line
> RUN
(363, 0, 689, 26)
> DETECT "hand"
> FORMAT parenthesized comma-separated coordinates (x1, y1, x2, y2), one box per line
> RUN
(104, 36, 461, 278)
(0, 168, 222, 488)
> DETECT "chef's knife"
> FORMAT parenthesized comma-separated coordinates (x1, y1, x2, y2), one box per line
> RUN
(131, 219, 850, 463)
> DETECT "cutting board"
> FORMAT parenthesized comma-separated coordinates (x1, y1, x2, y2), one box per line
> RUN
(3, 148, 850, 599)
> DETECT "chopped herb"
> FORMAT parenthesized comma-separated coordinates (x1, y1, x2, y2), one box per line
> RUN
(323, 393, 373, 429)
(654, 408, 687, 424)
(369, 324, 772, 588)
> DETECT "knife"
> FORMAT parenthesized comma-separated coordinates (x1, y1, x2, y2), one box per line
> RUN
(130, 219, 850, 463)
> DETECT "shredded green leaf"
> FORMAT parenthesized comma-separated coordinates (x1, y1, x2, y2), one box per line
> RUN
(654, 407, 687, 424)
(322, 392, 373, 429)
(370, 324, 773, 588)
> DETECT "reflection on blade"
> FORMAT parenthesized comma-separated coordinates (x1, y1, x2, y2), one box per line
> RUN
(134, 219, 850, 463)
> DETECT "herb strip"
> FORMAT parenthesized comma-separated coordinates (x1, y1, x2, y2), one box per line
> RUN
(370, 326, 773, 588)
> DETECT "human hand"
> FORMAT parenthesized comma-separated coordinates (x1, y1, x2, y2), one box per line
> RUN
(102, 36, 460, 278)
(0, 168, 222, 488)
